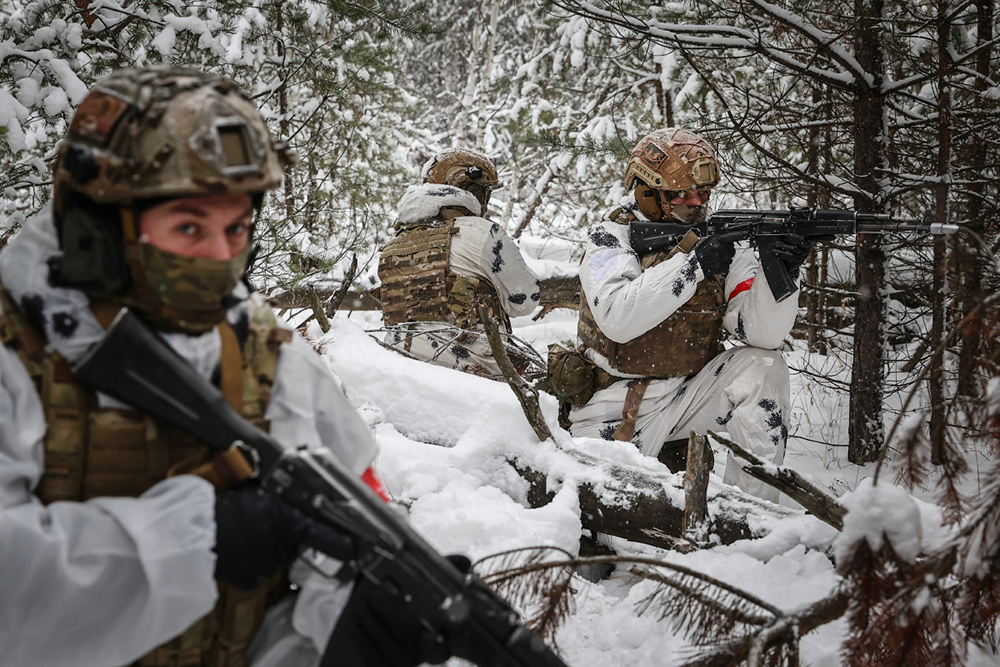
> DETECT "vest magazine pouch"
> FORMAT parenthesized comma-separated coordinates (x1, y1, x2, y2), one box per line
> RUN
(547, 343, 596, 406)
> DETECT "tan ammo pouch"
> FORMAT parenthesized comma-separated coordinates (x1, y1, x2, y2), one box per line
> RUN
(547, 343, 597, 406)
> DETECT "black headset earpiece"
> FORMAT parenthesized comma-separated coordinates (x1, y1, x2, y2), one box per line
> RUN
(56, 196, 131, 298)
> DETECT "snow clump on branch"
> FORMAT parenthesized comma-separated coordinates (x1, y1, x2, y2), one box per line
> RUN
(833, 478, 923, 564)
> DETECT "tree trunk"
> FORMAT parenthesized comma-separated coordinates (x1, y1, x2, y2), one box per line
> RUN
(456, 4, 484, 146)
(930, 0, 952, 463)
(848, 0, 887, 464)
(475, 0, 500, 151)
(653, 59, 675, 127)
(682, 432, 712, 545)
(955, 0, 995, 397)
(805, 87, 830, 355)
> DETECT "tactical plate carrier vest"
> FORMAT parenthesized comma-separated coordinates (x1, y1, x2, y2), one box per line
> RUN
(379, 212, 511, 333)
(578, 227, 726, 379)
(0, 285, 292, 667)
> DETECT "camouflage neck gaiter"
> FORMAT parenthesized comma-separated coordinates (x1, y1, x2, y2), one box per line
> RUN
(669, 203, 708, 224)
(128, 242, 252, 333)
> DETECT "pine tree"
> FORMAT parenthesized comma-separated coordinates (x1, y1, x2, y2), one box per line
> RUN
(0, 0, 436, 295)
(551, 0, 1000, 466)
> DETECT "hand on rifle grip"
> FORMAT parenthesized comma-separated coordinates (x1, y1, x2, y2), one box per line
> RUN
(213, 487, 355, 591)
(694, 230, 748, 277)
(772, 234, 813, 279)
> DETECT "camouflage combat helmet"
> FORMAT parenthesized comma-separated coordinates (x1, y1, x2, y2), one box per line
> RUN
(53, 67, 290, 210)
(622, 128, 720, 193)
(423, 148, 499, 212)
(52, 66, 293, 333)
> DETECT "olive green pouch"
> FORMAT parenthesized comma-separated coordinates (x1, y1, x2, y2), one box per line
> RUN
(547, 343, 597, 406)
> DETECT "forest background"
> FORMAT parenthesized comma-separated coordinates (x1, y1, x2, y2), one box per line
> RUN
(2, 0, 997, 463)
(1, 1, 999, 664)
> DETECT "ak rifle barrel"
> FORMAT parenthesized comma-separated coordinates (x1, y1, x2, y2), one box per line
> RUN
(709, 209, 959, 235)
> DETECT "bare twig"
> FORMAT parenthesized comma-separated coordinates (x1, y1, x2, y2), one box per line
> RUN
(328, 253, 359, 314)
(480, 306, 552, 441)
(709, 431, 847, 531)
(677, 591, 850, 667)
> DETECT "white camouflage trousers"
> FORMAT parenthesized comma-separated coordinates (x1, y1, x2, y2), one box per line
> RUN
(569, 346, 791, 503)
(384, 322, 505, 379)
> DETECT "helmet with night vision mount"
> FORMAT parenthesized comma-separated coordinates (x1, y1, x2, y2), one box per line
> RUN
(623, 128, 720, 222)
(423, 148, 500, 213)
(52, 66, 295, 333)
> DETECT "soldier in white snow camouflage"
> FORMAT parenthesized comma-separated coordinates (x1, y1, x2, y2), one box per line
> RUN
(562, 128, 815, 502)
(0, 67, 439, 667)
(378, 149, 542, 380)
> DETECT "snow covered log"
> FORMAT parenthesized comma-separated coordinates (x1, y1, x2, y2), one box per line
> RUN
(513, 447, 796, 551)
(269, 286, 381, 312)
(269, 276, 583, 315)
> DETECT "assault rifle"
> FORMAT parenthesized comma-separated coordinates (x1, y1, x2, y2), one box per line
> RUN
(73, 309, 569, 667)
(629, 207, 960, 302)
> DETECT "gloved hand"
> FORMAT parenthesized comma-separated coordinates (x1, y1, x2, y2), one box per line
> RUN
(354, 583, 451, 667)
(694, 230, 748, 276)
(772, 234, 813, 280)
(214, 487, 355, 591)
(324, 556, 471, 667)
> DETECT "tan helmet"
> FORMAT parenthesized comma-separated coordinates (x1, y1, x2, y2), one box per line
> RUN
(622, 128, 720, 193)
(53, 66, 291, 214)
(423, 148, 499, 212)
(51, 67, 294, 333)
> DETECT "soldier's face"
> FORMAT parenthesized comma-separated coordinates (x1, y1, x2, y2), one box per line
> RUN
(667, 189, 711, 223)
(139, 193, 253, 261)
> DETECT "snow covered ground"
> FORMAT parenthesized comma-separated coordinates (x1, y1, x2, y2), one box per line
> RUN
(295, 236, 996, 665)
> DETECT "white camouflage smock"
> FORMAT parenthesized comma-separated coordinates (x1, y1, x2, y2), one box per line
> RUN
(0, 207, 376, 667)
(383, 184, 541, 377)
(569, 214, 799, 502)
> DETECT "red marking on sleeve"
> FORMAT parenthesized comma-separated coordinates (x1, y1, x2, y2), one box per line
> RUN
(728, 277, 754, 301)
(362, 466, 391, 503)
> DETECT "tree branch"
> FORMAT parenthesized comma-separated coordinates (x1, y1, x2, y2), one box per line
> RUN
(708, 431, 847, 531)
(479, 306, 552, 441)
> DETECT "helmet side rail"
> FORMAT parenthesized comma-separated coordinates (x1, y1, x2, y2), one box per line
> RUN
(72, 309, 570, 667)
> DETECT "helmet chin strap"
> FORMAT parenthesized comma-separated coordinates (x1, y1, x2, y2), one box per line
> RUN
(120, 200, 138, 242)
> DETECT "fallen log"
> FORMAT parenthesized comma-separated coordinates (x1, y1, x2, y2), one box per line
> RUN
(269, 276, 583, 315)
(512, 446, 796, 551)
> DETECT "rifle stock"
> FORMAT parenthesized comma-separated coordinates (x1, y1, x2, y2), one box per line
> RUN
(73, 309, 569, 667)
(628, 207, 959, 303)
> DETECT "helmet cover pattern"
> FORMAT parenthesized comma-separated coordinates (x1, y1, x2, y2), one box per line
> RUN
(53, 66, 291, 215)
(622, 128, 720, 193)
(422, 148, 499, 211)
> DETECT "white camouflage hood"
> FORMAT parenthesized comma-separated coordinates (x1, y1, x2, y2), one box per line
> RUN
(0, 206, 251, 379)
(395, 183, 481, 226)
(0, 206, 106, 364)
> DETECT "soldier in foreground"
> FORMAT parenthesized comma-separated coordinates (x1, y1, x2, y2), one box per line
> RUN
(0, 67, 445, 667)
(378, 149, 541, 379)
(560, 128, 813, 502)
